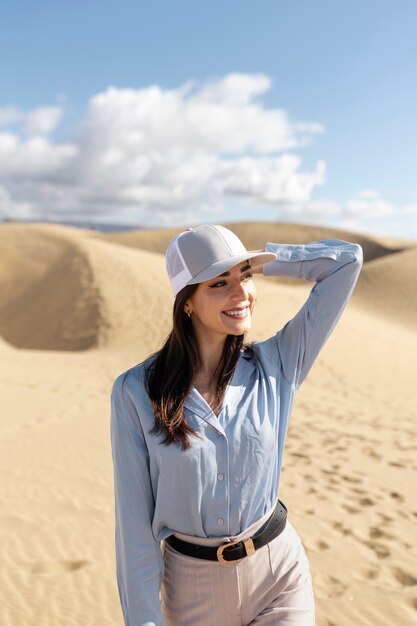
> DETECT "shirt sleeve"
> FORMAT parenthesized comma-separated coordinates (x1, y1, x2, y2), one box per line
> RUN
(110, 372, 164, 626)
(260, 238, 363, 390)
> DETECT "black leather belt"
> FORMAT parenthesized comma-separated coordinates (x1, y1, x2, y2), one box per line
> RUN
(165, 499, 287, 565)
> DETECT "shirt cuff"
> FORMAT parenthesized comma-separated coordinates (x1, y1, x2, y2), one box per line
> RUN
(262, 239, 360, 275)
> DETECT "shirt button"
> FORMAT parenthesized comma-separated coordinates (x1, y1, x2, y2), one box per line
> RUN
(217, 473, 224, 481)
(217, 518, 224, 526)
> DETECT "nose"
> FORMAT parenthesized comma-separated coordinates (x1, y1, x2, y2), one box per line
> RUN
(230, 279, 249, 301)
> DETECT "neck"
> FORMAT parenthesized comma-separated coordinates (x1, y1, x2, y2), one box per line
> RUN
(194, 331, 226, 384)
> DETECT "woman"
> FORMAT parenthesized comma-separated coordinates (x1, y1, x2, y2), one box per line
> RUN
(110, 224, 363, 626)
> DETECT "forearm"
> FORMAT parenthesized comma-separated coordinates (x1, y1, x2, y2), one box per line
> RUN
(263, 239, 362, 280)
(111, 373, 165, 626)
(261, 239, 362, 281)
(252, 238, 363, 389)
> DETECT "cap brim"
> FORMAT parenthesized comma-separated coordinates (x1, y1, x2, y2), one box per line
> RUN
(186, 250, 277, 286)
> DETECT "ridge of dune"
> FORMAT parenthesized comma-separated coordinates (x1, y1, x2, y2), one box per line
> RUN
(78, 237, 172, 354)
(0, 242, 102, 352)
(97, 221, 417, 331)
(96, 220, 414, 262)
(0, 223, 172, 353)
(1, 221, 415, 353)
(222, 222, 411, 261)
(0, 223, 107, 350)
(0, 223, 95, 305)
(0, 221, 98, 238)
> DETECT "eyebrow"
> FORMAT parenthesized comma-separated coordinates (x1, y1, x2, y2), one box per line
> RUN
(217, 263, 252, 278)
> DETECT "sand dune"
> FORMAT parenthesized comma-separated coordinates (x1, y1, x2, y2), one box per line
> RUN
(80, 237, 172, 352)
(0, 224, 171, 352)
(1, 221, 416, 626)
(2, 221, 415, 351)
(98, 220, 410, 262)
(354, 246, 417, 331)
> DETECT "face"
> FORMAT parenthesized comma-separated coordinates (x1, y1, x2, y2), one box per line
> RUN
(185, 261, 257, 340)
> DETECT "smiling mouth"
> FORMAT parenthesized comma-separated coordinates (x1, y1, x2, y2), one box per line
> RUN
(222, 306, 250, 319)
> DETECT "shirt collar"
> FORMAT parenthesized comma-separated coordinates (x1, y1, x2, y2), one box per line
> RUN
(183, 351, 257, 431)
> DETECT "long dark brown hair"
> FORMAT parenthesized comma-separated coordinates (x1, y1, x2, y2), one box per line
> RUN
(145, 283, 246, 450)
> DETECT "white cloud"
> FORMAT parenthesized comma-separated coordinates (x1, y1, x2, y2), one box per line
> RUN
(193, 73, 272, 105)
(24, 106, 63, 135)
(1, 79, 416, 240)
(0, 133, 77, 178)
(296, 198, 342, 217)
(0, 74, 327, 222)
(0, 106, 22, 126)
(356, 189, 380, 200)
(345, 190, 395, 218)
(0, 183, 31, 219)
(0, 184, 11, 216)
(0, 105, 63, 135)
(215, 156, 326, 203)
(289, 191, 417, 240)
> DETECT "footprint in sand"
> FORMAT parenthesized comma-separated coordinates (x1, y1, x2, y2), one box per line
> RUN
(369, 527, 393, 540)
(366, 569, 379, 580)
(322, 436, 338, 447)
(391, 567, 417, 587)
(333, 522, 353, 537)
(398, 510, 410, 519)
(389, 491, 404, 503)
(341, 475, 363, 484)
(25, 560, 89, 574)
(314, 574, 348, 599)
(342, 504, 360, 514)
(320, 469, 334, 476)
(290, 452, 311, 463)
(326, 485, 339, 493)
(378, 512, 394, 523)
(358, 497, 375, 506)
(365, 541, 391, 559)
(328, 476, 340, 485)
(361, 446, 382, 461)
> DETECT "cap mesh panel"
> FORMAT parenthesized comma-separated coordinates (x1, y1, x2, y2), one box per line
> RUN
(166, 241, 184, 281)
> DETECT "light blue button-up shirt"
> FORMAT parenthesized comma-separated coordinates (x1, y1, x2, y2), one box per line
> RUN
(110, 238, 363, 626)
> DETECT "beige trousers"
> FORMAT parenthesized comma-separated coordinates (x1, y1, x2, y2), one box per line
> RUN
(161, 505, 315, 625)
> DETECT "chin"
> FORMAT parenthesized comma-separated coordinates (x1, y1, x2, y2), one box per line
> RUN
(229, 323, 251, 336)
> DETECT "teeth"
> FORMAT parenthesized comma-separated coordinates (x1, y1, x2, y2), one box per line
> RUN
(224, 308, 248, 317)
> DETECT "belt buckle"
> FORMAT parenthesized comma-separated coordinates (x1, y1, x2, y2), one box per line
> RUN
(216, 538, 255, 565)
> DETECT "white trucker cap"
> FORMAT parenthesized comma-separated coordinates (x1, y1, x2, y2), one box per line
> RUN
(166, 224, 277, 296)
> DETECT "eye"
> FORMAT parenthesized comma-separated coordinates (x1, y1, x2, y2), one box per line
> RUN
(242, 272, 253, 281)
(209, 280, 227, 289)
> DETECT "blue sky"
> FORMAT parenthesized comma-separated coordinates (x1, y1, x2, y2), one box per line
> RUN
(0, 0, 416, 239)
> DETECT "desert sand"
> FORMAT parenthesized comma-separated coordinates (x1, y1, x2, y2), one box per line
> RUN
(1, 221, 416, 626)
